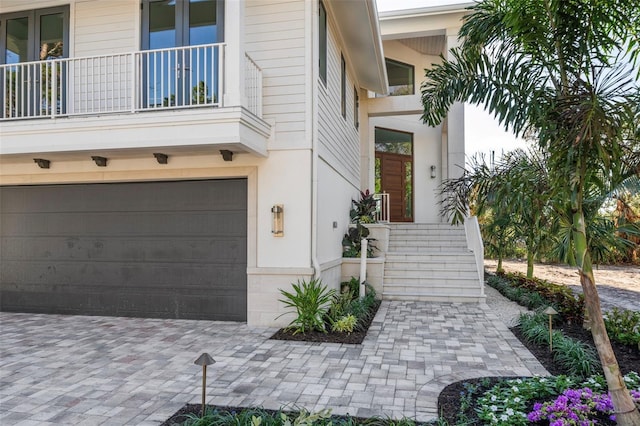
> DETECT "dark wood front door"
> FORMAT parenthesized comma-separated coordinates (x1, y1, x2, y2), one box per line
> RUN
(376, 152, 413, 222)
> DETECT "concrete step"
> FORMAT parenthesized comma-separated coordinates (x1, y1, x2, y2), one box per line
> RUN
(383, 276, 480, 286)
(382, 223, 482, 303)
(388, 223, 463, 229)
(388, 233, 467, 241)
(389, 224, 466, 230)
(387, 245, 469, 253)
(384, 268, 478, 279)
(385, 252, 475, 262)
(388, 230, 467, 238)
(382, 291, 485, 303)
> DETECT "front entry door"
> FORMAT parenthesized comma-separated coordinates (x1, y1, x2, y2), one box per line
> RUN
(375, 127, 414, 222)
(376, 152, 413, 222)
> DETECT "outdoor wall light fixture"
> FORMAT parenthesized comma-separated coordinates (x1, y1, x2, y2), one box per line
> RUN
(92, 156, 108, 167)
(220, 150, 233, 161)
(194, 353, 215, 417)
(271, 204, 284, 237)
(153, 153, 168, 164)
(33, 158, 50, 169)
(430, 165, 437, 179)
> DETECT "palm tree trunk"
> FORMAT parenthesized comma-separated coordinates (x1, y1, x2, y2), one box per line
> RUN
(526, 250, 534, 278)
(572, 208, 640, 425)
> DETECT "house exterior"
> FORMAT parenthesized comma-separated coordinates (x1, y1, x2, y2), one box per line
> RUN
(0, 0, 482, 327)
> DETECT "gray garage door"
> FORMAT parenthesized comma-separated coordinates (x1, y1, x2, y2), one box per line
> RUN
(0, 179, 247, 321)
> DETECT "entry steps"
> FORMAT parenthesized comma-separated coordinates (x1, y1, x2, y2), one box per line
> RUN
(382, 223, 484, 302)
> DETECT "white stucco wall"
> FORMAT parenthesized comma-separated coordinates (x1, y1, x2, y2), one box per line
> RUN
(316, 159, 358, 265)
(369, 114, 442, 223)
(256, 150, 312, 268)
(364, 40, 445, 223)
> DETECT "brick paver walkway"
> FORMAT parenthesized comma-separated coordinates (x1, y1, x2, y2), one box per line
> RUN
(0, 301, 547, 425)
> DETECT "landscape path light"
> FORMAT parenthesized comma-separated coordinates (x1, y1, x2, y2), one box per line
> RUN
(543, 306, 559, 352)
(194, 352, 215, 416)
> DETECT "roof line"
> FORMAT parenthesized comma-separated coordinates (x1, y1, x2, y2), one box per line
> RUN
(379, 2, 475, 19)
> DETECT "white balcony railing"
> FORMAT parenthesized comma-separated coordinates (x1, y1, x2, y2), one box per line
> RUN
(1, 44, 261, 121)
(244, 53, 262, 117)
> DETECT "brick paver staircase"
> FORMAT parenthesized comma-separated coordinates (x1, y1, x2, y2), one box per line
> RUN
(382, 223, 485, 302)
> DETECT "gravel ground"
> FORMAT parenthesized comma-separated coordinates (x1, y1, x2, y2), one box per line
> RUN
(483, 284, 532, 327)
(484, 259, 640, 313)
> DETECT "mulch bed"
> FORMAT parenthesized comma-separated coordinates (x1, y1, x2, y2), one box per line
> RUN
(269, 300, 381, 344)
(437, 321, 640, 425)
(161, 403, 431, 425)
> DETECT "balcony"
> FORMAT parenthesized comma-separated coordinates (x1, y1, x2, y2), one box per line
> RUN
(0, 44, 269, 158)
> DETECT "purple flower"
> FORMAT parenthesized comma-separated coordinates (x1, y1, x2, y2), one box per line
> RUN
(527, 410, 542, 422)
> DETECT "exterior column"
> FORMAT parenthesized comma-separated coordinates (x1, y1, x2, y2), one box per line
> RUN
(224, 0, 244, 107)
(445, 28, 465, 180)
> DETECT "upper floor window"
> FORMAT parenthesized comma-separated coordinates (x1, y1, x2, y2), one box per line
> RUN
(319, 1, 327, 85)
(385, 58, 414, 96)
(340, 54, 346, 119)
(353, 86, 359, 129)
(141, 0, 224, 50)
(1, 6, 69, 65)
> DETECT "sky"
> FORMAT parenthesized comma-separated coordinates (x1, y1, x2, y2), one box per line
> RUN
(375, 0, 528, 160)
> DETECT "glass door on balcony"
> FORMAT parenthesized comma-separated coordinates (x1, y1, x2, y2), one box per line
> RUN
(141, 0, 223, 108)
(1, 7, 69, 118)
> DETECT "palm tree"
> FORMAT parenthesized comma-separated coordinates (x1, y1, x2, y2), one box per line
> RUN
(441, 148, 553, 278)
(421, 0, 640, 423)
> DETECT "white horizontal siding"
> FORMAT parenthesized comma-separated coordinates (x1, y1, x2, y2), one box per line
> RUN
(318, 18, 360, 186)
(245, 0, 307, 149)
(74, 0, 137, 57)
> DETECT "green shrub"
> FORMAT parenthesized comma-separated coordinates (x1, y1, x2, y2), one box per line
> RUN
(518, 313, 600, 379)
(340, 276, 361, 297)
(334, 284, 378, 331)
(552, 337, 600, 379)
(342, 224, 376, 258)
(502, 272, 584, 323)
(327, 289, 355, 323)
(332, 314, 357, 333)
(350, 189, 378, 224)
(183, 406, 422, 425)
(604, 307, 640, 347)
(278, 278, 335, 334)
(488, 272, 584, 323)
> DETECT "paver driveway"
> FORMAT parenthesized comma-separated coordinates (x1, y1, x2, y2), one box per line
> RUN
(0, 301, 547, 425)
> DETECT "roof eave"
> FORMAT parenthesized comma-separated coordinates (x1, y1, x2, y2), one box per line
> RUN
(328, 0, 389, 95)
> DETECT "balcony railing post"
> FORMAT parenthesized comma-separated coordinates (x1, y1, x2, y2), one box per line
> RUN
(51, 62, 57, 118)
(219, 45, 224, 108)
(131, 52, 137, 113)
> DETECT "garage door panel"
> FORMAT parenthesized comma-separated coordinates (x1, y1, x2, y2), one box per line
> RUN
(2, 211, 247, 237)
(2, 261, 246, 288)
(0, 180, 247, 214)
(2, 237, 246, 262)
(0, 179, 247, 321)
